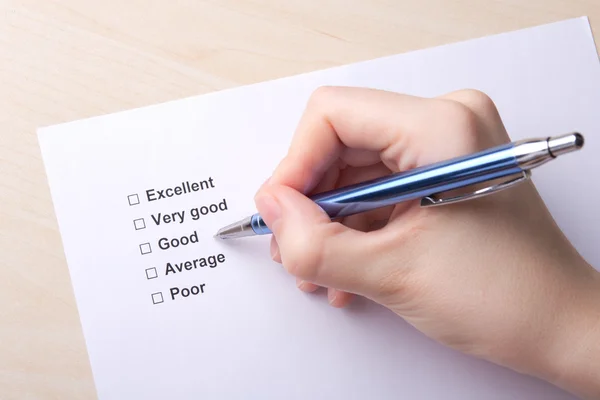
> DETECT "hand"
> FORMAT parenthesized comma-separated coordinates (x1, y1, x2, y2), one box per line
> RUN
(254, 87, 600, 399)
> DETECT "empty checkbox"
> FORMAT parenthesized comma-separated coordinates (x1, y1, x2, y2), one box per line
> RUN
(151, 292, 164, 304)
(139, 243, 152, 255)
(128, 194, 140, 206)
(146, 267, 158, 280)
(133, 218, 146, 230)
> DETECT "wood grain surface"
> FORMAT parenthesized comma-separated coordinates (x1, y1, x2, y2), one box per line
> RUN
(1, 1, 599, 398)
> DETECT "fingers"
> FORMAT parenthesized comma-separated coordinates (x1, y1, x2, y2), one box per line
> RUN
(269, 87, 430, 192)
(255, 183, 387, 296)
(269, 86, 501, 197)
(258, 86, 509, 307)
(270, 86, 397, 192)
(267, 164, 389, 308)
(295, 278, 353, 308)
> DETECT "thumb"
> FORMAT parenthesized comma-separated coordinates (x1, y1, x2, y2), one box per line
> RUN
(254, 183, 385, 297)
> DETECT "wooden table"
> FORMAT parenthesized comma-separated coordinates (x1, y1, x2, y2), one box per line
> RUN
(1, 1, 599, 398)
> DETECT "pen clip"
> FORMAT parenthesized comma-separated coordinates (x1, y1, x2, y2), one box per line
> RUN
(420, 170, 531, 207)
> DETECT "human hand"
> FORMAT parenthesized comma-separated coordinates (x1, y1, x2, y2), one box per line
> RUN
(254, 87, 600, 399)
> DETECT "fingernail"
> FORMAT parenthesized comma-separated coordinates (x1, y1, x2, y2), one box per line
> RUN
(270, 238, 280, 261)
(328, 290, 337, 305)
(255, 193, 281, 232)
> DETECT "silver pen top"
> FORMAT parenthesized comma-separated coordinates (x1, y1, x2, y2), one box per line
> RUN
(514, 132, 584, 170)
(548, 132, 584, 156)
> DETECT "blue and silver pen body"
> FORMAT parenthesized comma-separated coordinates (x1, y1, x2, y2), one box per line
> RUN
(215, 133, 583, 239)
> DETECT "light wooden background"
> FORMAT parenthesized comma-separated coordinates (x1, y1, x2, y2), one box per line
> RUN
(1, 1, 599, 398)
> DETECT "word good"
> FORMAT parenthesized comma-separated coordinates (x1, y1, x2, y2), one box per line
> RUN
(158, 231, 199, 250)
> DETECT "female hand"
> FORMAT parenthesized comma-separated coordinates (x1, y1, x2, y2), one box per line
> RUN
(254, 86, 600, 399)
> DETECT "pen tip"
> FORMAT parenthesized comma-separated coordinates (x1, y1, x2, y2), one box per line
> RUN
(213, 217, 256, 239)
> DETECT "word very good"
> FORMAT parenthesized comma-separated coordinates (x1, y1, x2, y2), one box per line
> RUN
(150, 199, 228, 226)
(145, 178, 215, 202)
(165, 253, 226, 275)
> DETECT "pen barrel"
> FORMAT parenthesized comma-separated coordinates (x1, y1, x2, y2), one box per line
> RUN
(309, 142, 522, 219)
(241, 134, 583, 237)
(251, 213, 271, 235)
(250, 142, 523, 235)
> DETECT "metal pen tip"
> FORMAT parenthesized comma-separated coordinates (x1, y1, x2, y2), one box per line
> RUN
(214, 216, 257, 239)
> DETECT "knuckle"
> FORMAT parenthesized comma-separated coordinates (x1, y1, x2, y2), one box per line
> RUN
(443, 89, 509, 147)
(443, 99, 479, 128)
(428, 95, 500, 156)
(306, 86, 337, 110)
(439, 99, 481, 142)
(450, 89, 499, 114)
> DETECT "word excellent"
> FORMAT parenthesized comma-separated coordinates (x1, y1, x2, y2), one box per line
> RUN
(150, 198, 228, 226)
(146, 177, 215, 202)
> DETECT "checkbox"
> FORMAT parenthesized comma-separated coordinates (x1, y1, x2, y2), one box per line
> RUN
(133, 218, 146, 230)
(146, 267, 158, 280)
(151, 292, 164, 304)
(128, 194, 140, 206)
(139, 243, 152, 255)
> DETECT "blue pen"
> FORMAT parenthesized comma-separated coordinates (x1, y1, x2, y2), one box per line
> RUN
(214, 133, 584, 239)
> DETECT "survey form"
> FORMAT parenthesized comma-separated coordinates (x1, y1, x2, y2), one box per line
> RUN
(38, 17, 600, 400)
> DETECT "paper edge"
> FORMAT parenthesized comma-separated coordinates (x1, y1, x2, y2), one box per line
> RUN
(36, 16, 592, 136)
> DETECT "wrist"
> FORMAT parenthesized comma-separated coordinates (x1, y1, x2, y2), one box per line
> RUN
(543, 260, 600, 399)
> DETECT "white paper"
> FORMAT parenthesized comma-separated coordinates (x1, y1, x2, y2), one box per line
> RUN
(38, 17, 600, 399)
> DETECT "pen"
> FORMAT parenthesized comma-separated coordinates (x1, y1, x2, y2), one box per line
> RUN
(214, 132, 584, 239)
